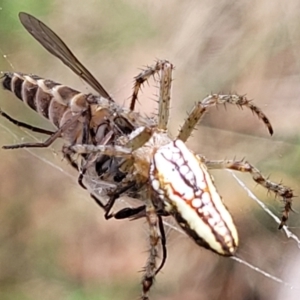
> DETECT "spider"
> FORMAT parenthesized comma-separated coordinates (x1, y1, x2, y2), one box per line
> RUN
(70, 59, 294, 300)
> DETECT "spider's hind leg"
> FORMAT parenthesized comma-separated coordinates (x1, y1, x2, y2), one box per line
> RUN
(203, 158, 294, 229)
(141, 199, 167, 300)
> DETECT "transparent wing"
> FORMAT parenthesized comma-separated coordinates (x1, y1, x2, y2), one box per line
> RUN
(19, 12, 112, 101)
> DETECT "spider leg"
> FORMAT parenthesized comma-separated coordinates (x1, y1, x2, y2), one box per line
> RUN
(113, 203, 167, 300)
(141, 199, 163, 300)
(124, 126, 152, 150)
(157, 61, 172, 131)
(70, 124, 153, 158)
(177, 94, 273, 142)
(84, 168, 167, 293)
(130, 60, 173, 128)
(110, 199, 167, 300)
(203, 158, 293, 229)
(70, 143, 133, 157)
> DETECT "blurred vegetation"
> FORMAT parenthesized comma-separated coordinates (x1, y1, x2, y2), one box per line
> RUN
(0, 1, 300, 300)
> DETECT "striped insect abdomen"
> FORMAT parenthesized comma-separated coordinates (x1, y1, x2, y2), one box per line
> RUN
(2, 72, 71, 124)
(1, 72, 92, 144)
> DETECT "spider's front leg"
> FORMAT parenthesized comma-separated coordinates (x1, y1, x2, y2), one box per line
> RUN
(130, 60, 173, 131)
(203, 158, 294, 229)
(178, 94, 273, 142)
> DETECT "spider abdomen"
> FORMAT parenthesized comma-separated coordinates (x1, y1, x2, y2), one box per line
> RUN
(150, 139, 238, 256)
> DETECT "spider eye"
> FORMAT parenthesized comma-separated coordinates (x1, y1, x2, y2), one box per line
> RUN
(150, 139, 239, 256)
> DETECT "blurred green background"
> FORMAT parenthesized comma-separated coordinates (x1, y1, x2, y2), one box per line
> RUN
(0, 1, 300, 299)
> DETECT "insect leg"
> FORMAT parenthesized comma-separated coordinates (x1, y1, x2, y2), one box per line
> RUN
(113, 205, 146, 219)
(76, 107, 93, 188)
(155, 215, 167, 276)
(203, 158, 294, 229)
(89, 193, 106, 209)
(2, 113, 82, 149)
(64, 151, 79, 171)
(104, 181, 137, 219)
(70, 145, 133, 210)
(0, 108, 55, 135)
(77, 128, 116, 189)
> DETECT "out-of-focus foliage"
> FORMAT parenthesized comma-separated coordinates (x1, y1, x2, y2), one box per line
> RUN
(0, 1, 300, 300)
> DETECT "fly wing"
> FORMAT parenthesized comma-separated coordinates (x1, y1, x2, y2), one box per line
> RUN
(19, 12, 112, 101)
